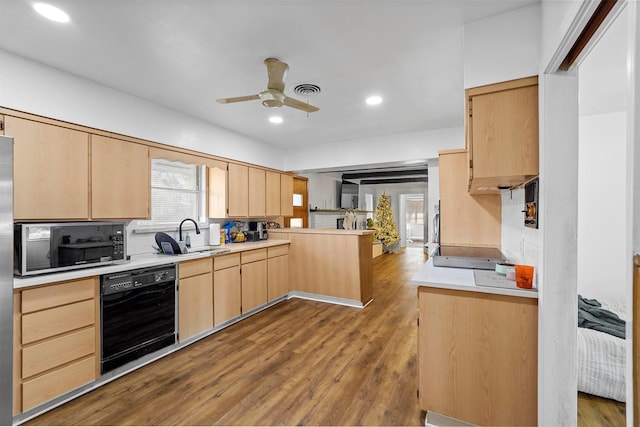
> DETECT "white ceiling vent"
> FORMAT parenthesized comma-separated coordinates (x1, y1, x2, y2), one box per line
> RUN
(293, 83, 321, 96)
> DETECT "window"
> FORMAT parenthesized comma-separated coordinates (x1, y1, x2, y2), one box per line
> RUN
(138, 158, 207, 228)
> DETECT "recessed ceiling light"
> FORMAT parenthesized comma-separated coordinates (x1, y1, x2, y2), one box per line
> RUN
(33, 3, 70, 23)
(269, 116, 283, 124)
(366, 95, 383, 106)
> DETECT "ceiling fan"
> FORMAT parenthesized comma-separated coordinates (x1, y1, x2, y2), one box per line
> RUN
(216, 58, 319, 113)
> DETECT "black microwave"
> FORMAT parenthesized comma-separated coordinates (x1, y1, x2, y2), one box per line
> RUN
(14, 222, 127, 276)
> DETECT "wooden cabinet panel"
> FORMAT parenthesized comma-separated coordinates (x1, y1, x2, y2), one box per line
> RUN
(248, 167, 266, 217)
(265, 171, 281, 216)
(179, 272, 214, 342)
(467, 76, 538, 192)
(22, 356, 95, 411)
(280, 174, 294, 217)
(22, 327, 95, 378)
(91, 135, 150, 219)
(22, 300, 95, 345)
(439, 150, 501, 248)
(213, 266, 241, 325)
(241, 260, 267, 313)
(418, 287, 537, 426)
(241, 248, 267, 264)
(179, 258, 212, 279)
(267, 244, 288, 258)
(213, 253, 240, 271)
(208, 163, 227, 219)
(6, 116, 90, 220)
(267, 255, 288, 300)
(228, 163, 248, 217)
(21, 278, 96, 314)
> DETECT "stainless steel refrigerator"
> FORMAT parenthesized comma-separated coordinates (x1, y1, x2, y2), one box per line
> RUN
(0, 135, 13, 424)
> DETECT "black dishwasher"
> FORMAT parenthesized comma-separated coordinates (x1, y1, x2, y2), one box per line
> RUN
(100, 264, 177, 374)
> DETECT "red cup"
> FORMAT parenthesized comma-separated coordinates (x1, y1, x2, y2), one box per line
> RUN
(515, 265, 534, 289)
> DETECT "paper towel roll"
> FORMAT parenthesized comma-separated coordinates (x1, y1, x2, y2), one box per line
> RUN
(209, 223, 221, 246)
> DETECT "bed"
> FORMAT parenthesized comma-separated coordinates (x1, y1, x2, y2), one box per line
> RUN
(577, 297, 626, 402)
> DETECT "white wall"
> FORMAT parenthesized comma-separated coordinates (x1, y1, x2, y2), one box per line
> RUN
(463, 4, 541, 88)
(501, 188, 541, 272)
(577, 111, 626, 304)
(283, 126, 463, 172)
(0, 49, 284, 169)
(303, 172, 342, 210)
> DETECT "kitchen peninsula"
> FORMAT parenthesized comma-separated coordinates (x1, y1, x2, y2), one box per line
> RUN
(412, 258, 538, 426)
(269, 228, 374, 307)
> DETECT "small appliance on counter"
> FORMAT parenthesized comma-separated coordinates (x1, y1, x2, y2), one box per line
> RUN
(14, 221, 127, 276)
(248, 221, 268, 240)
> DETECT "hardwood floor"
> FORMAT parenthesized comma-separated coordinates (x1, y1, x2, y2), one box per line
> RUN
(24, 248, 428, 426)
(578, 392, 626, 427)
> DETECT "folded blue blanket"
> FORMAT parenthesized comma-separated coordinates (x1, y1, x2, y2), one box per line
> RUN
(578, 295, 625, 339)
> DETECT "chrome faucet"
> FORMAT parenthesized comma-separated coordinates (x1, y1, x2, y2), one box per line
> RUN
(179, 218, 201, 241)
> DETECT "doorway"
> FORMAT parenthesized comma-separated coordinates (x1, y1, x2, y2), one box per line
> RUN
(400, 193, 425, 249)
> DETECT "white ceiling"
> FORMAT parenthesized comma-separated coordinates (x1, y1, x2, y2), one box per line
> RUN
(0, 0, 539, 150)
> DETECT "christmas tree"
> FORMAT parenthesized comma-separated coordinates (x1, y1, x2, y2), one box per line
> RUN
(374, 192, 400, 250)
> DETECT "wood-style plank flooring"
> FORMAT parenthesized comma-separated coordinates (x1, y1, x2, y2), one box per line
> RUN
(25, 248, 428, 426)
(578, 392, 626, 427)
(22, 248, 626, 426)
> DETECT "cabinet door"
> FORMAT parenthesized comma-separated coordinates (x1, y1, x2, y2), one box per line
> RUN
(228, 163, 248, 217)
(208, 163, 227, 218)
(213, 265, 241, 325)
(439, 150, 501, 248)
(91, 135, 150, 219)
(267, 254, 288, 300)
(179, 272, 213, 341)
(6, 116, 90, 220)
(280, 174, 294, 217)
(265, 171, 281, 216)
(248, 167, 266, 217)
(241, 259, 267, 313)
(467, 77, 538, 191)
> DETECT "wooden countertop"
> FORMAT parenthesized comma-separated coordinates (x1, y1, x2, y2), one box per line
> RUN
(269, 228, 375, 236)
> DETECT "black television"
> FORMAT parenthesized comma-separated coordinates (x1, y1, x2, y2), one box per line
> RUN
(338, 180, 359, 209)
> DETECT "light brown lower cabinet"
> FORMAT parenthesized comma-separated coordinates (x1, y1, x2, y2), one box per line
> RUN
(213, 253, 242, 326)
(418, 287, 537, 426)
(267, 246, 289, 300)
(241, 249, 268, 313)
(178, 258, 213, 342)
(14, 277, 99, 414)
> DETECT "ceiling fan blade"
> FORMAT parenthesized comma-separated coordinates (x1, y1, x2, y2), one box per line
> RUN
(216, 94, 260, 104)
(265, 58, 288, 92)
(283, 96, 319, 113)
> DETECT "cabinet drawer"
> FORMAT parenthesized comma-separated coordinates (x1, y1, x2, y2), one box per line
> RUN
(267, 245, 289, 258)
(213, 253, 240, 271)
(22, 300, 95, 345)
(22, 356, 96, 411)
(22, 327, 95, 378)
(241, 248, 267, 264)
(179, 257, 212, 279)
(22, 278, 96, 314)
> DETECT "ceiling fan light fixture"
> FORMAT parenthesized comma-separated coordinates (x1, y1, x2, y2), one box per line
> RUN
(33, 2, 70, 23)
(260, 89, 284, 108)
(366, 95, 383, 106)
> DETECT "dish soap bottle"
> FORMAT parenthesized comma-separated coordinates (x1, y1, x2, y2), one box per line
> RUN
(185, 232, 191, 249)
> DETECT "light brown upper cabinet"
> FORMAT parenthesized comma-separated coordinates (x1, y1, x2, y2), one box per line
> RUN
(228, 163, 249, 217)
(91, 135, 150, 219)
(248, 167, 266, 217)
(439, 149, 501, 248)
(6, 116, 90, 220)
(208, 162, 227, 219)
(265, 171, 281, 216)
(466, 76, 539, 194)
(280, 174, 294, 217)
